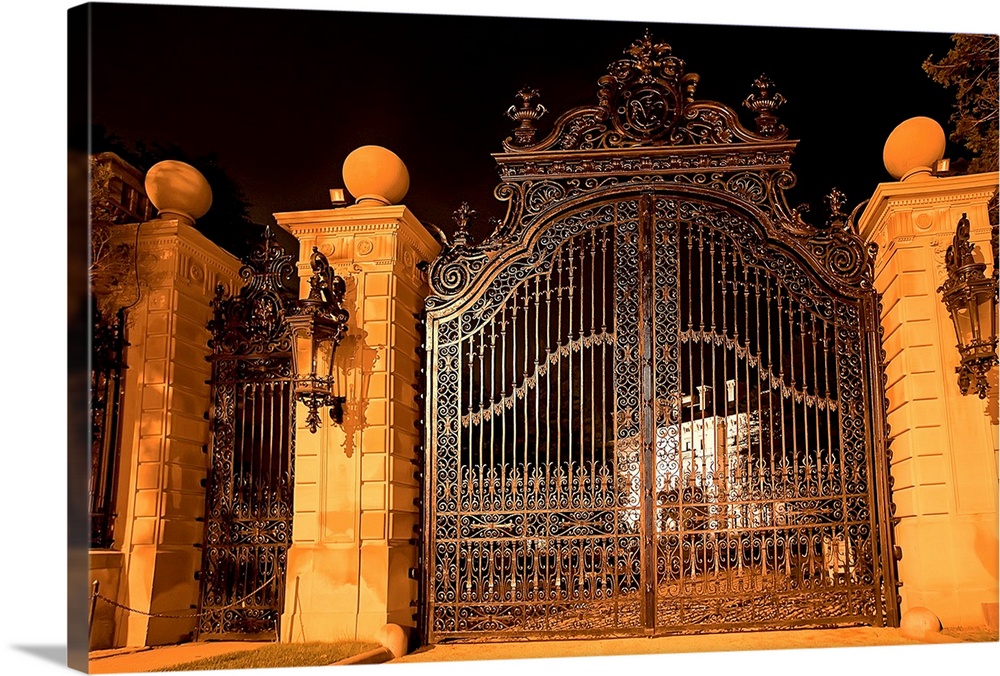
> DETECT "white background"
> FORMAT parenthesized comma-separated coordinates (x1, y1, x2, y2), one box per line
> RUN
(1, 1, 997, 674)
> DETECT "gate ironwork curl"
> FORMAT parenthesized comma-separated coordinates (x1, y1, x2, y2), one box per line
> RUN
(422, 32, 899, 641)
(199, 227, 297, 640)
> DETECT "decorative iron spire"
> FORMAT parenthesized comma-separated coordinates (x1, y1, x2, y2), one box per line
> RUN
(506, 86, 548, 146)
(744, 74, 787, 137)
(451, 202, 477, 248)
(823, 188, 848, 230)
(624, 29, 672, 82)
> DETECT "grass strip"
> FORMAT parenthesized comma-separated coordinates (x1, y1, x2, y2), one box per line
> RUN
(155, 640, 381, 671)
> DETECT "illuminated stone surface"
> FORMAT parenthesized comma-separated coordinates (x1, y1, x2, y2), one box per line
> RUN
(859, 169, 1000, 628)
(89, 220, 241, 649)
(274, 202, 440, 642)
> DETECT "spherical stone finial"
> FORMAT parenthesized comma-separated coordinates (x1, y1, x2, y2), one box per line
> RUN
(144, 160, 213, 225)
(883, 116, 946, 182)
(899, 606, 942, 639)
(342, 145, 409, 206)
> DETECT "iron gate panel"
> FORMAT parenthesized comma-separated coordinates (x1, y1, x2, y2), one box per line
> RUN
(422, 33, 898, 642)
(199, 229, 297, 640)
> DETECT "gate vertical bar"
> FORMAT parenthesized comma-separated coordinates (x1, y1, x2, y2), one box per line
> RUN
(637, 193, 657, 631)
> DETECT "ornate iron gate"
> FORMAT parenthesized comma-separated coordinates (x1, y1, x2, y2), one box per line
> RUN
(422, 33, 899, 641)
(199, 228, 297, 640)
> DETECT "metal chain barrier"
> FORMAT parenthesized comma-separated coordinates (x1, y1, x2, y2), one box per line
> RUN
(91, 575, 278, 619)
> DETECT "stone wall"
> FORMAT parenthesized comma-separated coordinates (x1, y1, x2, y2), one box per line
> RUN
(93, 219, 241, 648)
(859, 171, 999, 627)
(275, 204, 440, 642)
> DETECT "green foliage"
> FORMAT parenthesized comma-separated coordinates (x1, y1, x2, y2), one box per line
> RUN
(89, 155, 137, 319)
(923, 34, 999, 174)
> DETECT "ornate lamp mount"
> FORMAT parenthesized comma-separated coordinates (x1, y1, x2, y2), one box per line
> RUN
(506, 86, 548, 146)
(938, 213, 998, 399)
(286, 247, 350, 432)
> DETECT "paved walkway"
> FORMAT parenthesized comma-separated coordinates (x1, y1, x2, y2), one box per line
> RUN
(88, 627, 995, 673)
(89, 642, 269, 674)
(394, 626, 955, 663)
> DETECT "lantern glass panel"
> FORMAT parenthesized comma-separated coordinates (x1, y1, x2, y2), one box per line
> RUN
(315, 335, 335, 383)
(976, 287, 996, 344)
(954, 304, 973, 348)
(291, 325, 316, 395)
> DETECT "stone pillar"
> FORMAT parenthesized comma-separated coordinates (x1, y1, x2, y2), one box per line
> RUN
(858, 170, 999, 627)
(275, 203, 440, 642)
(106, 219, 241, 647)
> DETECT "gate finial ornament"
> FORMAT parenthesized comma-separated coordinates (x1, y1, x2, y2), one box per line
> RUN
(451, 202, 477, 248)
(744, 74, 787, 137)
(624, 29, 672, 82)
(824, 187, 848, 230)
(506, 86, 548, 146)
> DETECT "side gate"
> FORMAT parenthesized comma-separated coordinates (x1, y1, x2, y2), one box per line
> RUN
(421, 32, 900, 641)
(198, 229, 297, 640)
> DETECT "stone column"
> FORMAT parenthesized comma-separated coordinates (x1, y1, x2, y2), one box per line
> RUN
(859, 155, 999, 626)
(106, 219, 241, 647)
(275, 202, 440, 642)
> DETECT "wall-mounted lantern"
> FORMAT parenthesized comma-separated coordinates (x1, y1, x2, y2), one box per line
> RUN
(938, 213, 998, 399)
(286, 247, 350, 432)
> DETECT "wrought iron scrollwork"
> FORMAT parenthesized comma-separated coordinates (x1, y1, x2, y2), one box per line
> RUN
(200, 226, 298, 640)
(423, 32, 897, 641)
(209, 226, 297, 357)
(90, 305, 128, 549)
(433, 32, 871, 305)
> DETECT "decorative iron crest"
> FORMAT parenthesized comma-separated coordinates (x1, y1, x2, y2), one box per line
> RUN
(503, 30, 787, 154)
(431, 33, 873, 313)
(209, 226, 297, 357)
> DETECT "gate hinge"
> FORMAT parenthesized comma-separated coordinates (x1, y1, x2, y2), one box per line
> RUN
(408, 567, 420, 580)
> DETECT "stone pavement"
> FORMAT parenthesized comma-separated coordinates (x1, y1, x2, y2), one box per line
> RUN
(393, 626, 956, 663)
(88, 642, 270, 674)
(87, 627, 996, 673)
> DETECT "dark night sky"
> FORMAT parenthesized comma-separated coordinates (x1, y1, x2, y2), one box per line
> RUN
(84, 2, 973, 249)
